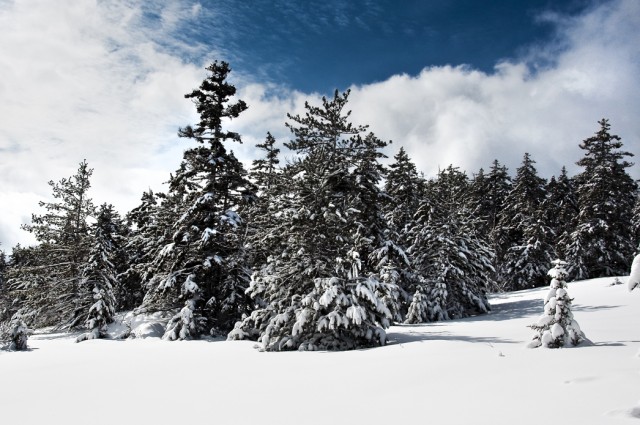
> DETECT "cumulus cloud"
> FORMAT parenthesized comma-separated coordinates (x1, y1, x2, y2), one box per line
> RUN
(347, 0, 640, 179)
(0, 0, 638, 249)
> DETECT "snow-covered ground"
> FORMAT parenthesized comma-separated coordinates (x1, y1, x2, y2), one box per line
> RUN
(1, 276, 639, 425)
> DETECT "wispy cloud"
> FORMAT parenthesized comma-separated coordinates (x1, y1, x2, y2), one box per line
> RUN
(0, 0, 638, 250)
(0, 0, 209, 247)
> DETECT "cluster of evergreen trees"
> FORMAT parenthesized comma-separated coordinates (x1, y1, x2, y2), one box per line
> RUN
(0, 62, 637, 350)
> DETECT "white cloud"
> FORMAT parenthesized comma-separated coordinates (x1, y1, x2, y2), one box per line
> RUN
(347, 0, 640, 179)
(0, 0, 207, 248)
(0, 0, 638, 250)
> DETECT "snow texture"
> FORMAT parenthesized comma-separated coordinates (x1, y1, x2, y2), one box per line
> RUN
(628, 254, 640, 291)
(1, 276, 638, 425)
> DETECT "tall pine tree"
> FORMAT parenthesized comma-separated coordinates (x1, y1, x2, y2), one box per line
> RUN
(499, 153, 553, 290)
(407, 166, 494, 322)
(564, 119, 637, 279)
(76, 204, 121, 341)
(7, 161, 95, 328)
(229, 90, 400, 351)
(140, 61, 254, 339)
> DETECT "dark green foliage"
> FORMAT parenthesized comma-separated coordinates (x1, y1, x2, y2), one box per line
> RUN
(407, 166, 494, 322)
(563, 119, 637, 279)
(229, 90, 401, 350)
(543, 167, 579, 259)
(76, 204, 121, 341)
(499, 153, 553, 290)
(140, 61, 255, 339)
(3, 161, 95, 329)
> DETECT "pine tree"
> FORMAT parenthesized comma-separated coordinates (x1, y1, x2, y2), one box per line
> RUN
(544, 167, 579, 260)
(564, 119, 637, 279)
(10, 320, 30, 351)
(245, 133, 282, 269)
(0, 247, 6, 291)
(7, 161, 95, 329)
(382, 147, 424, 315)
(481, 160, 512, 286)
(528, 259, 585, 348)
(141, 61, 254, 339)
(76, 204, 120, 342)
(120, 189, 162, 310)
(499, 153, 553, 290)
(229, 90, 400, 351)
(631, 194, 640, 251)
(384, 147, 423, 235)
(407, 166, 494, 322)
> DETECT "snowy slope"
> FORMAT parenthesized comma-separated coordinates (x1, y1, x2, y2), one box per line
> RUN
(1, 276, 639, 425)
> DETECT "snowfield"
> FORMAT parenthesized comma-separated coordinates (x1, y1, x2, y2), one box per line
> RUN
(1, 276, 639, 425)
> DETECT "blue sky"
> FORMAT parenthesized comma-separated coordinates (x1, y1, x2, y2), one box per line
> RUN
(0, 0, 638, 248)
(143, 0, 597, 93)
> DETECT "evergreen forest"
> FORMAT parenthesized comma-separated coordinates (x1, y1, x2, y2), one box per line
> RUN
(1, 61, 637, 351)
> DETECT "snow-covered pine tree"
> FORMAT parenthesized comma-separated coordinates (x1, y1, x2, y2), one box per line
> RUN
(384, 147, 423, 237)
(474, 160, 512, 286)
(563, 119, 637, 279)
(229, 90, 400, 351)
(528, 259, 585, 348)
(140, 61, 254, 339)
(383, 147, 425, 311)
(10, 320, 30, 351)
(6, 161, 95, 329)
(632, 195, 640, 251)
(76, 204, 120, 342)
(245, 132, 283, 269)
(543, 167, 579, 260)
(120, 190, 162, 310)
(499, 153, 553, 290)
(0, 247, 6, 292)
(406, 166, 494, 322)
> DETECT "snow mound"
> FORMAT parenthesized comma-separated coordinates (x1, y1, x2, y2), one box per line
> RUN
(628, 254, 640, 291)
(112, 311, 170, 339)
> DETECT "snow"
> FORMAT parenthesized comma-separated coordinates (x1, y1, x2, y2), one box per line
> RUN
(1, 276, 639, 424)
(628, 254, 640, 291)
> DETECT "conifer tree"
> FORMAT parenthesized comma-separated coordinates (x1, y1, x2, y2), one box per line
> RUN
(407, 166, 494, 322)
(8, 161, 95, 328)
(10, 320, 30, 351)
(384, 147, 423, 235)
(544, 167, 579, 260)
(229, 90, 400, 351)
(76, 204, 120, 341)
(0, 247, 6, 291)
(120, 190, 161, 310)
(479, 160, 512, 286)
(631, 195, 640, 250)
(141, 61, 254, 339)
(382, 147, 424, 313)
(499, 153, 553, 290)
(484, 160, 512, 234)
(245, 133, 282, 269)
(528, 259, 585, 348)
(564, 119, 637, 279)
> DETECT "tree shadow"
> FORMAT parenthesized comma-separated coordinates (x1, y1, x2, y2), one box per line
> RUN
(0, 344, 39, 352)
(31, 331, 82, 341)
(590, 340, 640, 347)
(572, 304, 622, 312)
(387, 328, 518, 346)
(478, 298, 543, 322)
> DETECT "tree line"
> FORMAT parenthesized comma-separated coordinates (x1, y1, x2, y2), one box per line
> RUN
(0, 61, 637, 350)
